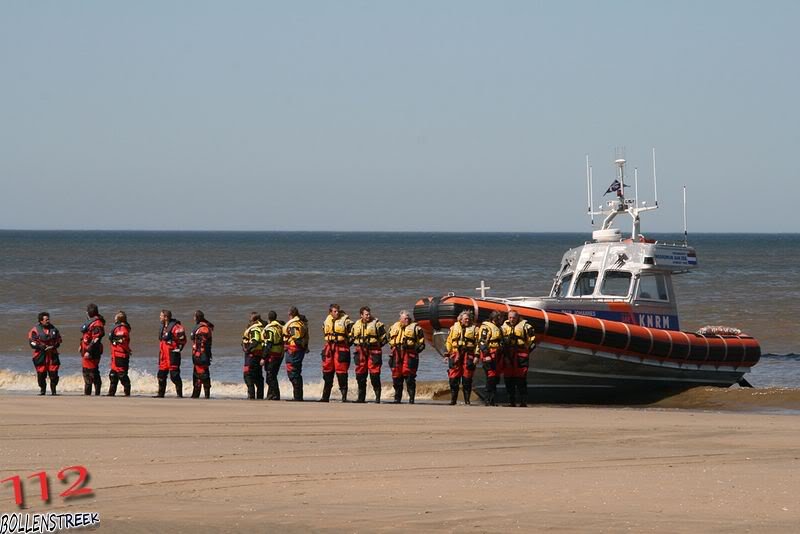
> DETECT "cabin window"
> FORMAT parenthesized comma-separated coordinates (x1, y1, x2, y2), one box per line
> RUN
(572, 271, 598, 297)
(637, 274, 669, 301)
(600, 271, 632, 297)
(555, 273, 573, 298)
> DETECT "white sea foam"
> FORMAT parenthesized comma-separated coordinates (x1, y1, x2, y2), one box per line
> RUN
(0, 368, 447, 400)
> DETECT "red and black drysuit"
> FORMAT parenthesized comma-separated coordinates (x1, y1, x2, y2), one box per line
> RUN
(157, 319, 187, 397)
(80, 315, 106, 396)
(190, 320, 214, 399)
(501, 318, 536, 407)
(28, 323, 62, 395)
(444, 323, 479, 405)
(351, 319, 388, 403)
(320, 314, 354, 402)
(108, 321, 132, 396)
(389, 322, 425, 404)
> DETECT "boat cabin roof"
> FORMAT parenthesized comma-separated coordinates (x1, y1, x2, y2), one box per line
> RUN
(547, 239, 696, 301)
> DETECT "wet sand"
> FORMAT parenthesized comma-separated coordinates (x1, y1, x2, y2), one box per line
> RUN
(1, 396, 798, 532)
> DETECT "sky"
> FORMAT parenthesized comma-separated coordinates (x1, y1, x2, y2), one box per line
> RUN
(1, 1, 798, 232)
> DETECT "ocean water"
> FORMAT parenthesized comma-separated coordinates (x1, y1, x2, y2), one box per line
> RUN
(1, 231, 798, 407)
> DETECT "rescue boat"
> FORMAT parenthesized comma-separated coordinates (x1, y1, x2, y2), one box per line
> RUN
(414, 154, 761, 402)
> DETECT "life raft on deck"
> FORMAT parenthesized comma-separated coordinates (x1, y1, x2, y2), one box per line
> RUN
(414, 296, 761, 369)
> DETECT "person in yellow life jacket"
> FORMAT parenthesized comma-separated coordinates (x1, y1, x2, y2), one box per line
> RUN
(502, 309, 536, 407)
(283, 307, 307, 401)
(261, 310, 284, 401)
(476, 310, 504, 406)
(320, 304, 354, 402)
(242, 312, 266, 400)
(388, 310, 425, 404)
(351, 306, 388, 403)
(444, 311, 480, 405)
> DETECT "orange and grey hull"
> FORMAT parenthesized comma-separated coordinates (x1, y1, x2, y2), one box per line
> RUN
(414, 296, 761, 403)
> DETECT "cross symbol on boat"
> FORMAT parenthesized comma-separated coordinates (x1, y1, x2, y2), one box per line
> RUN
(476, 280, 491, 299)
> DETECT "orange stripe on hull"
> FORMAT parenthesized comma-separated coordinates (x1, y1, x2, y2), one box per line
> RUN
(414, 295, 760, 369)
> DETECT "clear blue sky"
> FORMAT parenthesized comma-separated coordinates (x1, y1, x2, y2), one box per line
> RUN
(2, 1, 797, 232)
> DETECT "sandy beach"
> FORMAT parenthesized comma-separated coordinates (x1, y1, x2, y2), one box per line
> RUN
(1, 396, 798, 532)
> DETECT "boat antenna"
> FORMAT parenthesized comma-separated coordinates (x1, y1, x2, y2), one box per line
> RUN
(614, 147, 626, 202)
(652, 147, 659, 207)
(683, 185, 688, 246)
(586, 154, 594, 226)
(589, 165, 594, 225)
(634, 167, 639, 209)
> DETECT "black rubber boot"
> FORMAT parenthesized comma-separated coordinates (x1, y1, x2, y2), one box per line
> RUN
(449, 378, 459, 405)
(49, 372, 59, 395)
(462, 378, 472, 405)
(107, 374, 119, 396)
(484, 376, 496, 406)
(174, 379, 183, 398)
(355, 373, 368, 403)
(83, 370, 93, 396)
(518, 375, 528, 407)
(266, 360, 281, 400)
(292, 379, 304, 401)
(370, 373, 382, 404)
(93, 370, 102, 396)
(191, 373, 201, 398)
(121, 375, 131, 396)
(407, 377, 416, 405)
(505, 376, 517, 407)
(319, 371, 334, 402)
(244, 374, 256, 400)
(392, 378, 403, 403)
(156, 378, 167, 398)
(256, 376, 264, 400)
(336, 372, 348, 402)
(37, 372, 47, 395)
(204, 380, 211, 399)
(169, 369, 183, 397)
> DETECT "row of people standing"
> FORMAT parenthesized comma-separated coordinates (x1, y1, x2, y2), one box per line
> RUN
(240, 304, 425, 404)
(156, 307, 311, 400)
(27, 305, 134, 397)
(240, 309, 307, 401)
(26, 304, 427, 404)
(27, 305, 309, 399)
(445, 309, 536, 407)
(28, 305, 229, 398)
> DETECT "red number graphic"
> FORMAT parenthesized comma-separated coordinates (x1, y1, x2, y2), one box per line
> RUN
(28, 471, 50, 503)
(57, 465, 93, 499)
(1, 474, 24, 506)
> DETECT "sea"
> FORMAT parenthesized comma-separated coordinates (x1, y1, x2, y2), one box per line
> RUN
(1, 231, 798, 411)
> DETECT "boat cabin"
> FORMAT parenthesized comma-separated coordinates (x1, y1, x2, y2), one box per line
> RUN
(494, 156, 697, 331)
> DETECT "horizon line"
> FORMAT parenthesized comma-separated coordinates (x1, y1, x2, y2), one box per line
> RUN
(1, 228, 798, 235)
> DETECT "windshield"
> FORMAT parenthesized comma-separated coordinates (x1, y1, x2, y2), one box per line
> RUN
(554, 273, 573, 298)
(572, 271, 598, 297)
(637, 274, 669, 301)
(601, 271, 632, 297)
